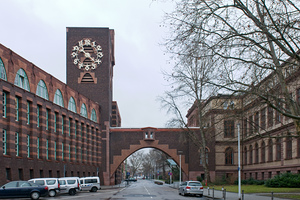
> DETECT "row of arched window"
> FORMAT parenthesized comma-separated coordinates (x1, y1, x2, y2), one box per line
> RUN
(0, 58, 97, 122)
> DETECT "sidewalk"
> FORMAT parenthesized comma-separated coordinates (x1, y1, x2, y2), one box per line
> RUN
(203, 188, 288, 200)
(101, 181, 127, 190)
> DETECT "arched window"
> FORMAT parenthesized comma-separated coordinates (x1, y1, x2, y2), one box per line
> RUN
(225, 147, 233, 165)
(36, 80, 49, 100)
(249, 145, 253, 164)
(261, 141, 266, 163)
(54, 89, 64, 107)
(244, 146, 247, 165)
(255, 143, 259, 164)
(14, 68, 30, 91)
(200, 148, 209, 165)
(68, 97, 76, 113)
(268, 139, 273, 162)
(91, 109, 97, 122)
(80, 103, 87, 118)
(0, 58, 7, 80)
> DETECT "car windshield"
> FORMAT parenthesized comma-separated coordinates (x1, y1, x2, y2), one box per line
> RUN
(189, 182, 202, 186)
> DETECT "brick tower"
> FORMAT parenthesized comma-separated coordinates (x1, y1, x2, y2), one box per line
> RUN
(66, 27, 115, 128)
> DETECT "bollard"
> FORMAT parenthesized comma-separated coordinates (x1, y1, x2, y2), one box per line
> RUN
(271, 191, 274, 200)
(242, 190, 244, 200)
(223, 189, 226, 200)
(208, 187, 210, 196)
(213, 188, 215, 200)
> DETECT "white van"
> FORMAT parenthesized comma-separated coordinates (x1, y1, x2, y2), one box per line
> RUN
(58, 177, 81, 195)
(79, 177, 101, 192)
(28, 178, 60, 197)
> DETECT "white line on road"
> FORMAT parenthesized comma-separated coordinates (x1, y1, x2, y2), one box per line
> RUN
(143, 184, 153, 199)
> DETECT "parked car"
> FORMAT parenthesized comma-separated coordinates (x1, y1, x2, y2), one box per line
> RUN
(125, 177, 137, 182)
(28, 178, 60, 197)
(0, 181, 48, 200)
(79, 176, 101, 192)
(178, 181, 203, 197)
(58, 177, 80, 195)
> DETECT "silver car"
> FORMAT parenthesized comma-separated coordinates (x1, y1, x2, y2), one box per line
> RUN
(178, 181, 204, 197)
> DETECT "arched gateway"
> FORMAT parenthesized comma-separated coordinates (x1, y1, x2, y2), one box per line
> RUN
(101, 126, 202, 185)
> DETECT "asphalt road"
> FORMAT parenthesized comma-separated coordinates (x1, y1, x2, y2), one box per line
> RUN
(1, 179, 207, 200)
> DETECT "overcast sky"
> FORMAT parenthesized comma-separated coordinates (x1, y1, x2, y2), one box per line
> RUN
(1, 0, 178, 128)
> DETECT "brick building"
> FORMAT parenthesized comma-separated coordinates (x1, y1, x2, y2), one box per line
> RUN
(0, 27, 120, 186)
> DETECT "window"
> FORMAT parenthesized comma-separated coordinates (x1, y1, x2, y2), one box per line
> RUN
(286, 135, 293, 159)
(54, 141, 57, 160)
(3, 129, 7, 155)
(15, 97, 19, 121)
(54, 112, 58, 132)
(268, 139, 273, 161)
(276, 138, 282, 160)
(261, 141, 266, 163)
(69, 144, 71, 161)
(3, 91, 7, 118)
(249, 145, 253, 164)
(254, 112, 259, 132)
(75, 120, 78, 139)
(261, 108, 266, 130)
(268, 107, 273, 127)
(75, 146, 77, 162)
(14, 68, 30, 91)
(69, 118, 71, 136)
(37, 105, 41, 127)
(224, 120, 234, 137)
(249, 115, 253, 135)
(26, 101, 30, 124)
(68, 97, 76, 113)
(91, 109, 97, 122)
(62, 142, 64, 161)
(62, 115, 65, 134)
(36, 80, 49, 100)
(200, 148, 209, 165)
(27, 135, 30, 158)
(80, 103, 87, 118)
(243, 118, 247, 137)
(46, 109, 49, 130)
(54, 89, 64, 107)
(255, 143, 259, 164)
(225, 147, 233, 165)
(244, 146, 247, 165)
(37, 137, 40, 159)
(46, 139, 49, 160)
(0, 58, 7, 80)
(15, 132, 19, 156)
(6, 168, 11, 180)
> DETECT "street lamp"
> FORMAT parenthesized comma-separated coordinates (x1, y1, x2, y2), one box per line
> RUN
(178, 150, 183, 186)
(237, 123, 241, 200)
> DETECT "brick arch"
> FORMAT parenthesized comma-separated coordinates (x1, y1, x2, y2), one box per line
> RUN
(110, 139, 189, 177)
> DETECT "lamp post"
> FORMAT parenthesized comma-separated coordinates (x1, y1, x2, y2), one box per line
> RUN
(237, 123, 241, 200)
(178, 150, 183, 186)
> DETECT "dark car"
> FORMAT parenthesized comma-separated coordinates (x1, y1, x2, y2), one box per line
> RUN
(0, 181, 48, 200)
(125, 177, 137, 182)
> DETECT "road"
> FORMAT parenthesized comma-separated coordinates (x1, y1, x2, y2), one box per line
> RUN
(2, 179, 207, 200)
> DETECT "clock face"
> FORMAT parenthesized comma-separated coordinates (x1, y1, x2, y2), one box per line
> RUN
(71, 39, 103, 71)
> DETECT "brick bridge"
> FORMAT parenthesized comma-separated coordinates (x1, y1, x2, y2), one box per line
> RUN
(101, 125, 204, 185)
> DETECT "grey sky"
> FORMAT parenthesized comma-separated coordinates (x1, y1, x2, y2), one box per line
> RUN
(1, 0, 176, 128)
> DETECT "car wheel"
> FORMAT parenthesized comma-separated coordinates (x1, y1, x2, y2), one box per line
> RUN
(69, 189, 76, 195)
(48, 190, 56, 197)
(90, 187, 97, 192)
(31, 191, 40, 200)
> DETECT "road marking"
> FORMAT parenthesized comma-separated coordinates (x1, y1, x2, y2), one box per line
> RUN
(143, 185, 153, 199)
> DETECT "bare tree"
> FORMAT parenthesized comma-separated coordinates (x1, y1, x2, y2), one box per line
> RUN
(127, 151, 144, 178)
(142, 149, 169, 179)
(164, 0, 300, 136)
(159, 41, 219, 182)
